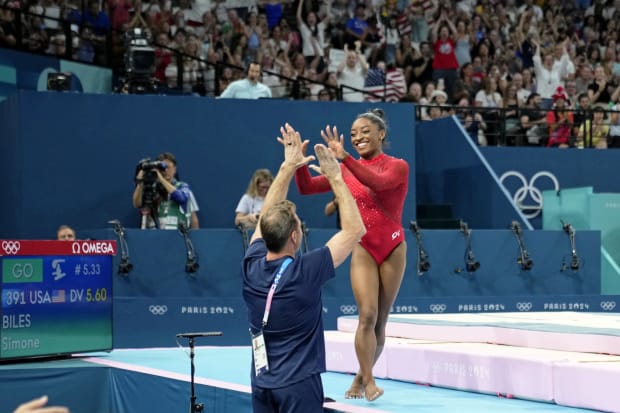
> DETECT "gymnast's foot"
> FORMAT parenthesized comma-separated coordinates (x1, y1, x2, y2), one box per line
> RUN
(344, 375, 365, 399)
(364, 381, 384, 402)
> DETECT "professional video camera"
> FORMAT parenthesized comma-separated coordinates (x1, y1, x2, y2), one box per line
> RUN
(136, 158, 168, 209)
(122, 28, 157, 94)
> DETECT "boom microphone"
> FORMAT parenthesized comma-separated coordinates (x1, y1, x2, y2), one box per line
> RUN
(176, 332, 223, 339)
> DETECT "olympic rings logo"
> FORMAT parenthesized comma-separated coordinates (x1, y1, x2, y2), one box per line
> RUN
(149, 305, 168, 315)
(600, 301, 616, 311)
(499, 171, 560, 219)
(2, 241, 21, 255)
(340, 305, 357, 315)
(429, 304, 447, 313)
(516, 302, 533, 312)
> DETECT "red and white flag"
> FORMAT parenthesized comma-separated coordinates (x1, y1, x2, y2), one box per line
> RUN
(364, 68, 407, 102)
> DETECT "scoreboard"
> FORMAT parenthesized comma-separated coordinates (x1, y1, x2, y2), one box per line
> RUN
(1, 240, 115, 360)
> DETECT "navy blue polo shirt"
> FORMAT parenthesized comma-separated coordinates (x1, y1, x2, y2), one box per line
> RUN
(242, 239, 335, 389)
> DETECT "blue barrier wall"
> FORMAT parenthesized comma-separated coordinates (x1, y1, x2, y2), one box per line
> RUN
(416, 117, 530, 229)
(0, 91, 416, 238)
(482, 147, 620, 229)
(83, 228, 602, 348)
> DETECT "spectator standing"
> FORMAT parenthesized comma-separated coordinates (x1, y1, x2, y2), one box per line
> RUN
(343, 3, 368, 49)
(258, 0, 285, 31)
(431, 9, 459, 100)
(515, 11, 536, 70)
(296, 0, 329, 73)
(242, 124, 365, 413)
(409, 0, 435, 44)
(220, 61, 273, 98)
(337, 41, 369, 102)
(454, 19, 472, 67)
(532, 37, 572, 109)
(552, 41, 576, 85)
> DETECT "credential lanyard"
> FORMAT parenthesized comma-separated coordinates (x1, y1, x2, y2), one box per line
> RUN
(262, 257, 293, 328)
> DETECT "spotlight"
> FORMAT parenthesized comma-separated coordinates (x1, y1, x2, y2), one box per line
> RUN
(179, 222, 199, 274)
(511, 221, 533, 271)
(455, 221, 480, 274)
(560, 220, 581, 272)
(108, 219, 133, 275)
(409, 221, 431, 275)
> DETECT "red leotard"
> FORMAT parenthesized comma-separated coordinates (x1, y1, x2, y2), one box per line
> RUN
(295, 153, 409, 264)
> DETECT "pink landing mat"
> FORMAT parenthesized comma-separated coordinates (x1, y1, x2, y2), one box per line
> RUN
(326, 312, 620, 412)
(337, 312, 620, 354)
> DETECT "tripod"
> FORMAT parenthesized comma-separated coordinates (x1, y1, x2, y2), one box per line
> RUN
(140, 206, 159, 229)
(176, 332, 223, 413)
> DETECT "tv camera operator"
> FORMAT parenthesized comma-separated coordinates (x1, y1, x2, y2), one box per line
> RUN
(132, 152, 199, 230)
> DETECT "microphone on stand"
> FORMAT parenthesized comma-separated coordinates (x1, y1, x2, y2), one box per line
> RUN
(176, 332, 223, 339)
(176, 331, 223, 413)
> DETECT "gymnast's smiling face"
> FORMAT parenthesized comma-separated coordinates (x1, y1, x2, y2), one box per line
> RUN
(350, 117, 385, 159)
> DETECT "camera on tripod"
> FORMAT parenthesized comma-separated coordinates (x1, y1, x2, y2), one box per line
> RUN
(136, 158, 167, 207)
(122, 28, 157, 94)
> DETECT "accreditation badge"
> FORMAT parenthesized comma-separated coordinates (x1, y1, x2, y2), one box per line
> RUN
(251, 330, 269, 376)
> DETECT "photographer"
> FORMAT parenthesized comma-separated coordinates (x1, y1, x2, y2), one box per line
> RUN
(132, 152, 199, 230)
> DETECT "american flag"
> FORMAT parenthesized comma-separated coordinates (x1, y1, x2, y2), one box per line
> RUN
(396, 12, 411, 37)
(363, 67, 407, 102)
(52, 289, 66, 303)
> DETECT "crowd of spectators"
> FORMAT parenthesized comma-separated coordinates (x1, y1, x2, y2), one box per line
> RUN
(2, 0, 620, 147)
